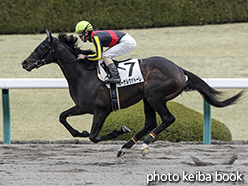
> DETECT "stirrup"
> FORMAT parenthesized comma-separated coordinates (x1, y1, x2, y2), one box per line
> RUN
(104, 78, 121, 84)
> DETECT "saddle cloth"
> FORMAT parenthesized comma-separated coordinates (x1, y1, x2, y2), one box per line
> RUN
(98, 58, 144, 88)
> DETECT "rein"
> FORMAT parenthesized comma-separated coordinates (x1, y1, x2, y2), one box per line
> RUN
(59, 42, 79, 61)
(57, 41, 98, 70)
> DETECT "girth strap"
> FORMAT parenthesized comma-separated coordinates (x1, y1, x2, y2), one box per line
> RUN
(110, 83, 120, 111)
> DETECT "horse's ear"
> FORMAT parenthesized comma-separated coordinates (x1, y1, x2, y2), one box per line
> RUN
(46, 29, 53, 43)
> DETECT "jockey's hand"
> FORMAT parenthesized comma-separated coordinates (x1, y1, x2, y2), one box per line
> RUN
(77, 54, 85, 60)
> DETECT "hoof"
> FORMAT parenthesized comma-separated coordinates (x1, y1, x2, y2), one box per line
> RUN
(141, 143, 149, 156)
(117, 149, 126, 157)
(121, 126, 131, 133)
(82, 130, 90, 137)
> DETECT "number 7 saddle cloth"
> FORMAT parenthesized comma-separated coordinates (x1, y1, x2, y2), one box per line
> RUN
(97, 58, 144, 88)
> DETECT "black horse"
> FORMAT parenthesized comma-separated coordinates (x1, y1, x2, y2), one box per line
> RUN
(22, 30, 243, 157)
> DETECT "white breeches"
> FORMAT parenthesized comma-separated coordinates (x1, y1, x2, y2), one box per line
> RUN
(102, 33, 137, 59)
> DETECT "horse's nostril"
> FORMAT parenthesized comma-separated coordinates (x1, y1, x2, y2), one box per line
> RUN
(22, 60, 28, 68)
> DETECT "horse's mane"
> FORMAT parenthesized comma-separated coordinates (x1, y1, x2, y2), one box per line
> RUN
(58, 33, 94, 55)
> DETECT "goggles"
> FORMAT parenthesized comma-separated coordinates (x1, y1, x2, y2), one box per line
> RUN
(78, 32, 84, 37)
(77, 23, 91, 37)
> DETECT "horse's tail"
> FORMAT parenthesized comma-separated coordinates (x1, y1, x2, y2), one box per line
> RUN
(182, 68, 244, 107)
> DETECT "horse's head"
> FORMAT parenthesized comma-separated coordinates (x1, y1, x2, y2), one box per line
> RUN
(22, 30, 57, 71)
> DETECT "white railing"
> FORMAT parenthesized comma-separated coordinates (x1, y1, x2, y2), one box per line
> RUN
(1, 78, 248, 144)
(0, 78, 68, 89)
(203, 78, 248, 89)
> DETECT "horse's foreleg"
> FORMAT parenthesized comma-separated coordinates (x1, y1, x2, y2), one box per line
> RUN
(88, 111, 131, 143)
(88, 111, 109, 143)
(117, 99, 157, 157)
(95, 126, 131, 141)
(59, 106, 90, 137)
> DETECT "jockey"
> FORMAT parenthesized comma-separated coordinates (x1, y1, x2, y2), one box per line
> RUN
(75, 20, 137, 84)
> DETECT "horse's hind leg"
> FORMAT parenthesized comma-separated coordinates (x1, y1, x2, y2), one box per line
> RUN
(141, 101, 175, 156)
(59, 105, 90, 137)
(117, 99, 157, 157)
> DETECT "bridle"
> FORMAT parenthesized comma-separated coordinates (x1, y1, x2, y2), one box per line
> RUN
(29, 36, 96, 70)
(30, 39, 57, 69)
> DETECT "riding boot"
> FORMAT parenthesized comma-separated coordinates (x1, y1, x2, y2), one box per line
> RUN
(104, 63, 121, 84)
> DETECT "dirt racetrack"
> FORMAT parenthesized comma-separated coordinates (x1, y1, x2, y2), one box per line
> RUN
(0, 141, 247, 186)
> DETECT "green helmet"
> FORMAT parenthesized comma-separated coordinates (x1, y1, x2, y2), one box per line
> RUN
(75, 20, 93, 33)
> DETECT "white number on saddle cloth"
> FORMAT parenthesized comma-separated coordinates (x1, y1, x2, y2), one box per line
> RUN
(98, 59, 144, 88)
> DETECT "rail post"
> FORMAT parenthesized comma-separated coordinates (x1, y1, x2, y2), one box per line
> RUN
(203, 100, 211, 144)
(2, 89, 11, 144)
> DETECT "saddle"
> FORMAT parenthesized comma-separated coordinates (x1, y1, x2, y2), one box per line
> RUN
(97, 58, 144, 88)
(81, 58, 144, 112)
(97, 58, 144, 112)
